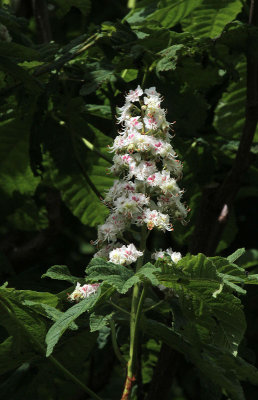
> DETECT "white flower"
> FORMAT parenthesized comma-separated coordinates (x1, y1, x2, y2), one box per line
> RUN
(109, 243, 143, 265)
(68, 283, 100, 302)
(117, 101, 132, 123)
(152, 248, 182, 263)
(113, 192, 149, 218)
(125, 116, 143, 132)
(93, 86, 188, 247)
(97, 213, 127, 243)
(144, 87, 160, 97)
(143, 208, 173, 231)
(171, 251, 182, 263)
(104, 180, 136, 203)
(126, 85, 143, 102)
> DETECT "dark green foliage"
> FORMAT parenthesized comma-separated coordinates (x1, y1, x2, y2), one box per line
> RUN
(0, 1, 258, 399)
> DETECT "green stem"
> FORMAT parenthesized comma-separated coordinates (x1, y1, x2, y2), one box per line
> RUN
(108, 300, 130, 315)
(81, 137, 112, 165)
(121, 227, 148, 399)
(143, 299, 164, 313)
(110, 320, 127, 366)
(0, 297, 103, 400)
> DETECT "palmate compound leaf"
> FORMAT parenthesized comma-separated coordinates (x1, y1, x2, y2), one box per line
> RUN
(155, 253, 246, 355)
(182, 0, 242, 38)
(141, 318, 258, 400)
(45, 284, 114, 356)
(86, 258, 160, 293)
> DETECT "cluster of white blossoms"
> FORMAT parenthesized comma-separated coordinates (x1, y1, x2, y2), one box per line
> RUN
(94, 86, 188, 266)
(152, 248, 182, 264)
(68, 283, 100, 302)
(109, 243, 143, 265)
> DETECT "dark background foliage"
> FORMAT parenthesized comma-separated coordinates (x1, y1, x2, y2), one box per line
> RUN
(0, 0, 258, 399)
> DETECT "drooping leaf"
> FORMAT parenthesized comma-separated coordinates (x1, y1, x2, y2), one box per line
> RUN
(182, 0, 242, 38)
(42, 265, 81, 285)
(125, 0, 203, 29)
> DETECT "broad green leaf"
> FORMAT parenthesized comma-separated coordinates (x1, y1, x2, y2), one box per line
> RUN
(156, 254, 246, 354)
(86, 257, 137, 294)
(87, 258, 159, 293)
(136, 263, 160, 286)
(126, 0, 203, 29)
(21, 301, 78, 330)
(182, 0, 242, 38)
(45, 293, 99, 356)
(42, 118, 113, 227)
(45, 284, 112, 356)
(42, 265, 81, 285)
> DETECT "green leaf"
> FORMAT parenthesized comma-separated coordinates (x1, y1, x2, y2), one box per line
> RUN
(156, 254, 246, 354)
(141, 318, 258, 400)
(126, 0, 203, 29)
(21, 300, 77, 330)
(86, 257, 137, 294)
(182, 0, 242, 38)
(136, 263, 160, 286)
(227, 248, 246, 263)
(45, 293, 99, 357)
(42, 118, 113, 227)
(156, 44, 185, 73)
(42, 265, 81, 285)
(45, 284, 113, 356)
(0, 41, 39, 61)
(89, 312, 114, 332)
(87, 259, 159, 293)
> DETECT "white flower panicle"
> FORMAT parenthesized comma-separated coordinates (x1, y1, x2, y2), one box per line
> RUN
(68, 283, 100, 302)
(94, 86, 188, 264)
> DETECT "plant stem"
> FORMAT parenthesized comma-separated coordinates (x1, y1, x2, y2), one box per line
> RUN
(121, 226, 148, 399)
(108, 300, 130, 315)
